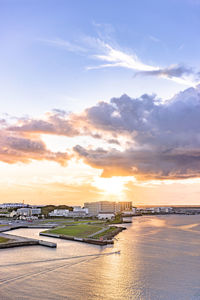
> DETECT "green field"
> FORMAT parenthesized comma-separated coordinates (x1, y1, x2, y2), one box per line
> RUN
(47, 224, 103, 238)
(91, 226, 117, 239)
(42, 219, 105, 226)
(0, 237, 9, 243)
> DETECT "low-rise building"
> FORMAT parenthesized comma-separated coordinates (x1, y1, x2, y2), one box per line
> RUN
(97, 212, 115, 220)
(136, 207, 173, 214)
(49, 208, 88, 218)
(132, 207, 136, 214)
(159, 207, 173, 213)
(0, 203, 28, 209)
(17, 208, 41, 217)
(30, 208, 41, 215)
(73, 206, 88, 214)
(49, 209, 69, 217)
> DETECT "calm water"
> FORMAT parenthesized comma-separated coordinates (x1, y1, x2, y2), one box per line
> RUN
(1, 215, 200, 299)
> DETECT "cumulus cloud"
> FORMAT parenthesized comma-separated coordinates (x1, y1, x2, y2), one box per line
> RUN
(0, 130, 69, 165)
(74, 145, 200, 180)
(8, 110, 79, 137)
(7, 108, 106, 141)
(3, 85, 200, 180)
(74, 85, 200, 179)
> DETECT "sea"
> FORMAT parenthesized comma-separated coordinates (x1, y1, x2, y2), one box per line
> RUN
(1, 215, 200, 300)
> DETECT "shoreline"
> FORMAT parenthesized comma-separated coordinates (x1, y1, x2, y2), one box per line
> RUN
(40, 226, 126, 246)
(0, 223, 126, 248)
(0, 213, 198, 250)
(0, 226, 57, 249)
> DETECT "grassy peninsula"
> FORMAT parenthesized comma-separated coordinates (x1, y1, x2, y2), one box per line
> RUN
(41, 218, 125, 244)
(47, 224, 103, 238)
(0, 236, 10, 243)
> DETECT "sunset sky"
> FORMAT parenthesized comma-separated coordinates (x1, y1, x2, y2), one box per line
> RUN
(1, 0, 200, 206)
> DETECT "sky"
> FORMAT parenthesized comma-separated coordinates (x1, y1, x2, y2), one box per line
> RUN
(1, 0, 200, 206)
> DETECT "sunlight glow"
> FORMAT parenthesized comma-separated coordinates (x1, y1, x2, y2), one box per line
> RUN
(92, 176, 135, 196)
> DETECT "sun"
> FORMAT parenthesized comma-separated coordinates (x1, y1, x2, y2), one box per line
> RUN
(92, 176, 134, 196)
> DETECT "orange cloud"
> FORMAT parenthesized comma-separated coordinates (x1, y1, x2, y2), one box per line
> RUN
(0, 130, 70, 165)
(4, 85, 200, 181)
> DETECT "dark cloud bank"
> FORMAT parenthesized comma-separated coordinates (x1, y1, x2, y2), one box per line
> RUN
(74, 85, 200, 179)
(0, 131, 69, 165)
(3, 85, 200, 180)
(135, 64, 197, 80)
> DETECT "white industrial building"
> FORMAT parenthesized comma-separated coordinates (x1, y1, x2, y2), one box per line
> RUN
(0, 203, 28, 209)
(72, 206, 88, 214)
(49, 209, 69, 217)
(132, 207, 136, 214)
(49, 207, 88, 218)
(136, 207, 173, 214)
(97, 212, 115, 220)
(17, 208, 41, 216)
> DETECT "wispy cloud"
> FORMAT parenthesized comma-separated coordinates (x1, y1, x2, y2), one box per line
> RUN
(39, 35, 200, 86)
(87, 39, 158, 72)
(135, 64, 200, 86)
(39, 38, 87, 53)
(148, 35, 161, 43)
(87, 39, 199, 86)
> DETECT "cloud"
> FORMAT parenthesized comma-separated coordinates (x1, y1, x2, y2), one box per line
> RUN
(87, 39, 158, 72)
(138, 65, 193, 78)
(149, 35, 160, 43)
(0, 130, 69, 165)
(39, 38, 86, 53)
(7, 108, 106, 141)
(42, 35, 199, 86)
(135, 64, 199, 86)
(7, 110, 79, 137)
(3, 85, 200, 180)
(84, 38, 199, 86)
(74, 85, 200, 180)
(74, 145, 200, 180)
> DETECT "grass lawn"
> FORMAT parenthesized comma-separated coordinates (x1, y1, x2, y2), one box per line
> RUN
(42, 218, 73, 223)
(92, 226, 117, 239)
(42, 219, 105, 226)
(48, 224, 104, 238)
(0, 236, 10, 243)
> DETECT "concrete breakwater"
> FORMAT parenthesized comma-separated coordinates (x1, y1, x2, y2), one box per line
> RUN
(0, 224, 56, 233)
(0, 239, 38, 249)
(105, 226, 126, 240)
(0, 228, 57, 249)
(40, 232, 114, 245)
